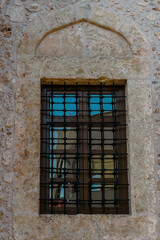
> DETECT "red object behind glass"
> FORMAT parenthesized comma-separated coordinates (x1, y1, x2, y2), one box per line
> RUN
(52, 200, 64, 207)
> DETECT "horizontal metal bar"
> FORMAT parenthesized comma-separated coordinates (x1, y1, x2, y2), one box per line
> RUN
(41, 95, 126, 98)
(40, 152, 128, 155)
(43, 177, 117, 184)
(40, 182, 129, 186)
(41, 137, 128, 140)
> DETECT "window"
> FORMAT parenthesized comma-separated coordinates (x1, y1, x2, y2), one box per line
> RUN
(40, 83, 129, 214)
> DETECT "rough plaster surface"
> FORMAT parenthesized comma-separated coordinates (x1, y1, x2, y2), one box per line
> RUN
(36, 22, 132, 58)
(0, 1, 160, 240)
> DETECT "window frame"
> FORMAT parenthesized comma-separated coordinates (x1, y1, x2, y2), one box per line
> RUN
(40, 84, 129, 214)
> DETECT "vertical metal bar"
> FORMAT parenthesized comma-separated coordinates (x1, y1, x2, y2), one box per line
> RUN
(117, 88, 128, 213)
(113, 82, 118, 214)
(78, 91, 84, 212)
(100, 82, 105, 213)
(82, 90, 89, 212)
(88, 82, 92, 214)
(51, 83, 54, 214)
(76, 82, 79, 214)
(64, 82, 66, 214)
(40, 86, 46, 213)
(46, 87, 50, 213)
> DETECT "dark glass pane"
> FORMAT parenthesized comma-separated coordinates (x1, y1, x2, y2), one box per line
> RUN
(49, 127, 77, 201)
(91, 127, 113, 150)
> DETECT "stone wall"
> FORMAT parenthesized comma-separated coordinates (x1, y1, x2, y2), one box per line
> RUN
(0, 1, 160, 240)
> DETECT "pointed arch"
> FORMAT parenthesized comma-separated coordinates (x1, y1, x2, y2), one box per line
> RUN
(17, 6, 149, 58)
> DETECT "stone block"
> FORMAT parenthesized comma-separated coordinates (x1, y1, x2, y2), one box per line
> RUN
(3, 173, 13, 183)
(6, 5, 24, 23)
(74, 3, 91, 20)
(6, 137, 13, 149)
(6, 113, 14, 128)
(90, 8, 122, 33)
(0, 0, 4, 9)
(25, 4, 40, 12)
(2, 151, 12, 166)
(154, 32, 160, 40)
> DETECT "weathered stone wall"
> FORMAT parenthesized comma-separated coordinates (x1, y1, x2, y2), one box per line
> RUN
(0, 1, 160, 240)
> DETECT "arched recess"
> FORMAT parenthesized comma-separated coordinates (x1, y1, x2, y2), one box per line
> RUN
(16, 5, 150, 80)
(14, 5, 158, 240)
(17, 6, 149, 57)
(35, 20, 133, 58)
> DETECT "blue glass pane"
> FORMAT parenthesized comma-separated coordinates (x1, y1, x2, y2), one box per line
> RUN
(103, 95, 113, 111)
(50, 95, 77, 116)
(66, 104, 76, 111)
(53, 95, 64, 103)
(91, 174, 101, 192)
(53, 104, 64, 110)
(66, 95, 76, 103)
(90, 95, 100, 115)
(90, 95, 113, 116)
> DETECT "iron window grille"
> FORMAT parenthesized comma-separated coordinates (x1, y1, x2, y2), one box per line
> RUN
(40, 83, 129, 214)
